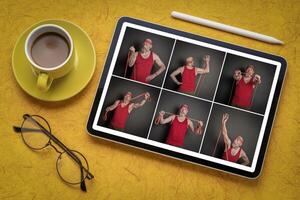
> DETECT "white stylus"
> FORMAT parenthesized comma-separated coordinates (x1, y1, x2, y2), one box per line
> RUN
(171, 11, 284, 45)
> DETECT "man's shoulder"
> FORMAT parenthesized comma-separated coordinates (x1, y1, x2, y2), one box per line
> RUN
(177, 66, 184, 71)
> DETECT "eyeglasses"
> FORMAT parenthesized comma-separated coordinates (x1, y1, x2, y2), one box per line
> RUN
(13, 114, 94, 192)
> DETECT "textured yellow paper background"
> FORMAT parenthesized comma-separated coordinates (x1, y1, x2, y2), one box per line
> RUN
(0, 0, 299, 199)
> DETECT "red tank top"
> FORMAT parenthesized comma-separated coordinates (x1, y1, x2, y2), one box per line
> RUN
(110, 102, 130, 129)
(179, 66, 196, 93)
(222, 147, 242, 163)
(231, 77, 255, 107)
(166, 116, 188, 147)
(131, 52, 154, 83)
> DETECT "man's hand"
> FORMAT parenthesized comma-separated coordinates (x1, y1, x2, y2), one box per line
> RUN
(146, 74, 156, 82)
(144, 92, 150, 100)
(222, 113, 229, 124)
(203, 55, 210, 63)
(198, 120, 204, 128)
(159, 111, 165, 117)
(253, 74, 261, 83)
(234, 70, 242, 77)
(195, 120, 204, 135)
(233, 69, 242, 81)
(129, 46, 135, 52)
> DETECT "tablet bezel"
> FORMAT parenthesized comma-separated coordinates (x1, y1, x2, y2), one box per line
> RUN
(87, 17, 287, 178)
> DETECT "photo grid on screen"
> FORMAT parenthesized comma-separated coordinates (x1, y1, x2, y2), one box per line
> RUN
(94, 24, 278, 170)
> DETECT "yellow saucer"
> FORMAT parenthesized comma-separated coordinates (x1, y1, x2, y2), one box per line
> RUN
(12, 19, 96, 101)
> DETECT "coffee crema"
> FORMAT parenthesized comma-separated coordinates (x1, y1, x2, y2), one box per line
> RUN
(31, 32, 70, 68)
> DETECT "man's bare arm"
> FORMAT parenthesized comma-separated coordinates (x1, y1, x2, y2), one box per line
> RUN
(130, 93, 150, 112)
(145, 53, 166, 82)
(240, 150, 250, 166)
(128, 46, 138, 67)
(188, 119, 203, 135)
(153, 53, 166, 77)
(170, 67, 183, 85)
(196, 55, 210, 75)
(221, 113, 231, 148)
(106, 100, 120, 112)
(159, 112, 175, 124)
(188, 119, 195, 132)
(132, 100, 146, 109)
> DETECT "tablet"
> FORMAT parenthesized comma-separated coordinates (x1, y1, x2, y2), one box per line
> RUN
(87, 17, 287, 178)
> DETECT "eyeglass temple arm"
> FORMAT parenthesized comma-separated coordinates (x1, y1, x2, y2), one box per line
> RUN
(13, 126, 43, 133)
(80, 168, 87, 192)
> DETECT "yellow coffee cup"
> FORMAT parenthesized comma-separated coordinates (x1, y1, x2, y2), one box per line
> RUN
(25, 24, 75, 92)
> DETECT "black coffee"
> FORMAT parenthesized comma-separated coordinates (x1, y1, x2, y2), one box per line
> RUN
(31, 32, 70, 68)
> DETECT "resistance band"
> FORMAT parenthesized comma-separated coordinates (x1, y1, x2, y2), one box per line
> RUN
(227, 79, 236, 105)
(154, 111, 201, 125)
(124, 51, 132, 78)
(194, 74, 206, 96)
(212, 121, 222, 157)
(103, 92, 151, 121)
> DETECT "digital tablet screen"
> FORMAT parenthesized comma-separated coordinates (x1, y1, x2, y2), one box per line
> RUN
(87, 17, 287, 178)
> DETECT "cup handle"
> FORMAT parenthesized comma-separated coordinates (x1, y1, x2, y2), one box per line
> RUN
(37, 73, 53, 92)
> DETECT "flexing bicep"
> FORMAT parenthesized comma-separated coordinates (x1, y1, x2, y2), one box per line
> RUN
(196, 61, 209, 74)
(195, 67, 207, 75)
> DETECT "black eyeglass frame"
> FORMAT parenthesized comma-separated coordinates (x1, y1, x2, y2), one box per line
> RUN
(13, 114, 94, 192)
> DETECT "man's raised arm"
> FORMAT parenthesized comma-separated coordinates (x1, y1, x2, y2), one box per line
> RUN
(128, 46, 138, 67)
(131, 92, 150, 110)
(158, 111, 175, 125)
(221, 113, 231, 149)
(196, 55, 210, 75)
